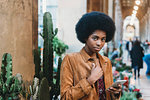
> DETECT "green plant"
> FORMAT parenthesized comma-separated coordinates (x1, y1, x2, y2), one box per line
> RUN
(116, 65, 132, 72)
(39, 77, 50, 100)
(42, 12, 57, 87)
(0, 53, 22, 100)
(21, 81, 32, 100)
(53, 37, 68, 56)
(33, 49, 41, 79)
(33, 12, 68, 99)
(120, 91, 137, 100)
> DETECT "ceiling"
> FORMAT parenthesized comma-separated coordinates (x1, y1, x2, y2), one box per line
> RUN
(120, 0, 149, 20)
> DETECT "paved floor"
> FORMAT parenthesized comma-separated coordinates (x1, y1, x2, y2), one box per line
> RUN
(130, 62, 150, 100)
(123, 48, 150, 100)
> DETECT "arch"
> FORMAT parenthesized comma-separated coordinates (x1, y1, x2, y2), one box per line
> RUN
(123, 16, 139, 41)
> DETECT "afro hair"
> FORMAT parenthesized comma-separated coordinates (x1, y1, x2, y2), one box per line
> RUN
(75, 11, 116, 43)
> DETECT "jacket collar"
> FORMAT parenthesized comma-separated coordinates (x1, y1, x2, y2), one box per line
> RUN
(79, 47, 108, 64)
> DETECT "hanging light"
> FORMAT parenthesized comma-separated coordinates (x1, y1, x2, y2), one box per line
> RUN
(133, 10, 137, 14)
(134, 6, 139, 10)
(132, 14, 136, 17)
(135, 0, 140, 5)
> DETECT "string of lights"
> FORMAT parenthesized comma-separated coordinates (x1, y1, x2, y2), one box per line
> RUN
(130, 0, 141, 25)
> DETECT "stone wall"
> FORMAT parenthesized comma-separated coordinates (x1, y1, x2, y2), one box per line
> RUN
(58, 0, 86, 53)
(0, 0, 38, 81)
(140, 7, 150, 42)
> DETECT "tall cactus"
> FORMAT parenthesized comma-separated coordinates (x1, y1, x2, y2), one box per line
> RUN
(33, 12, 68, 99)
(42, 12, 57, 87)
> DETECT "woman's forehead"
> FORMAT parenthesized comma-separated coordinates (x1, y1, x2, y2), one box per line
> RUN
(91, 30, 106, 37)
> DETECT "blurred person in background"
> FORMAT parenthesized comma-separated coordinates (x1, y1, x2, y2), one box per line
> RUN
(130, 39, 144, 79)
(143, 39, 149, 53)
(125, 38, 133, 61)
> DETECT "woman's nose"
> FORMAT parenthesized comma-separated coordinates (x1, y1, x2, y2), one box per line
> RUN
(96, 40, 101, 46)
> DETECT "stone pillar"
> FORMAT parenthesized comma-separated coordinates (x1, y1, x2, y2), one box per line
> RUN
(140, 18, 144, 41)
(147, 8, 150, 41)
(103, 0, 108, 14)
(32, 0, 38, 50)
(108, 0, 114, 18)
(87, 0, 109, 13)
(0, 0, 38, 81)
(142, 14, 148, 41)
(114, 0, 123, 48)
(146, 13, 148, 40)
(140, 12, 148, 42)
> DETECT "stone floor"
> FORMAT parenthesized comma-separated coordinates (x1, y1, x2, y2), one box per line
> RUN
(123, 49, 150, 100)
(130, 62, 150, 100)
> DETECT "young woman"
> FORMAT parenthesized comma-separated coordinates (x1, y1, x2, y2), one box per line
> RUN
(60, 11, 121, 100)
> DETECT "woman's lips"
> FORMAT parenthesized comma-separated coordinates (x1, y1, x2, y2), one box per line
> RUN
(94, 47, 101, 51)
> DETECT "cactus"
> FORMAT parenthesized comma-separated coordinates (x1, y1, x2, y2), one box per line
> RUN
(1, 53, 12, 84)
(42, 12, 57, 87)
(39, 77, 50, 100)
(42, 12, 59, 99)
(53, 57, 62, 99)
(33, 49, 41, 79)
(33, 12, 68, 99)
(0, 53, 22, 99)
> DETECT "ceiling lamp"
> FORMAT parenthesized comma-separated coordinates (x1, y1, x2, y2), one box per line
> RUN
(133, 10, 137, 14)
(132, 14, 136, 17)
(135, 0, 140, 5)
(134, 6, 139, 10)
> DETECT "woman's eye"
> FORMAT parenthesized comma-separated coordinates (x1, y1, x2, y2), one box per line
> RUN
(101, 38, 106, 42)
(92, 37, 98, 40)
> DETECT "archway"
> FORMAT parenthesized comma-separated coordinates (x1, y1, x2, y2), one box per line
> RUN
(123, 16, 139, 41)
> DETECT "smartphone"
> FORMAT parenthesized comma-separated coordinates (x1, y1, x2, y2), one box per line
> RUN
(107, 80, 127, 90)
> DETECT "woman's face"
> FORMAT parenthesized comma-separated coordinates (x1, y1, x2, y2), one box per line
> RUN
(85, 30, 106, 55)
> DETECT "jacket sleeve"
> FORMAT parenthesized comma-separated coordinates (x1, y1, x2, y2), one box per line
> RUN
(107, 59, 122, 100)
(104, 58, 114, 100)
(108, 59, 113, 84)
(60, 55, 93, 100)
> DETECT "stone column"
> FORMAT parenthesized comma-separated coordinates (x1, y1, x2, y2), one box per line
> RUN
(114, 0, 123, 48)
(147, 7, 150, 41)
(140, 18, 144, 41)
(146, 13, 148, 40)
(143, 13, 148, 41)
(140, 13, 148, 42)
(0, 0, 38, 81)
(108, 0, 114, 18)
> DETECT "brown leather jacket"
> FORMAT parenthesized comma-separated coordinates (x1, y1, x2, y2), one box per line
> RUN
(60, 48, 113, 100)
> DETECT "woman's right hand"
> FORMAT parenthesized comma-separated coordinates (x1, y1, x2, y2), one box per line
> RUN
(87, 62, 103, 85)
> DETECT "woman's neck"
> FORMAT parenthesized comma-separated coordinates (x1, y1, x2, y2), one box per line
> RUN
(84, 46, 97, 58)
